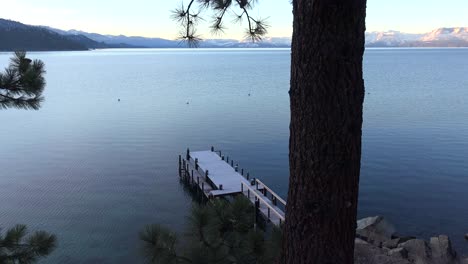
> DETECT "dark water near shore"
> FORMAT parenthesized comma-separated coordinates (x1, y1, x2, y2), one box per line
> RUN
(0, 48, 467, 262)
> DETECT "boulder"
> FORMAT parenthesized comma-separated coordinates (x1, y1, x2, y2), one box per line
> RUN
(356, 230, 387, 247)
(388, 247, 409, 259)
(354, 238, 410, 264)
(357, 216, 396, 238)
(355, 237, 369, 245)
(355, 217, 463, 264)
(398, 239, 432, 264)
(398, 236, 417, 243)
(356, 216, 396, 247)
(383, 238, 402, 249)
(429, 235, 458, 264)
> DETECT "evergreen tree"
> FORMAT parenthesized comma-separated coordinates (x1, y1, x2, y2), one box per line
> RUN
(0, 51, 46, 110)
(0, 224, 57, 264)
(140, 196, 281, 264)
(171, 1, 367, 263)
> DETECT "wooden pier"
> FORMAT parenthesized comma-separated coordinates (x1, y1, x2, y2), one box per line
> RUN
(178, 147, 286, 226)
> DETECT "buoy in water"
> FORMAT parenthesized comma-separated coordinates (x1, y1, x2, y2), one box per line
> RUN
(118, 99, 120, 102)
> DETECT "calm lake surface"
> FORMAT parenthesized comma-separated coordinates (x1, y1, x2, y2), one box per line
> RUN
(0, 48, 467, 262)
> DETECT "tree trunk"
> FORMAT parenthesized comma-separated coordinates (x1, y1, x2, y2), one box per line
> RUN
(280, 1, 367, 263)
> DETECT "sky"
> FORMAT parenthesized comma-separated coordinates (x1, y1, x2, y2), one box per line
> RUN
(0, 0, 467, 39)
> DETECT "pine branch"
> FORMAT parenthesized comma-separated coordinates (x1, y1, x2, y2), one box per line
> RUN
(172, 0, 268, 47)
(0, 52, 46, 110)
(0, 224, 56, 263)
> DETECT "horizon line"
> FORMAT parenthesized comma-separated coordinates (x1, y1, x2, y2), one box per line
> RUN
(1, 17, 467, 41)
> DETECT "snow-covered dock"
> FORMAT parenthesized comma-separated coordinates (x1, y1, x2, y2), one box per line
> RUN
(178, 148, 286, 226)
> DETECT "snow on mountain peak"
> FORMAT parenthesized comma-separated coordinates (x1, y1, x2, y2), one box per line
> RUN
(421, 27, 468, 42)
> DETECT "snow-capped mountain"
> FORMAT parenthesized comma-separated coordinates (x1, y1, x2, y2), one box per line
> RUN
(2, 17, 468, 50)
(53, 27, 468, 48)
(366, 27, 468, 47)
(45, 27, 291, 48)
(365, 31, 423, 46)
(421, 27, 468, 42)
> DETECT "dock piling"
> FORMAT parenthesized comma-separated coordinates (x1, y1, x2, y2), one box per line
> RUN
(178, 155, 182, 176)
(179, 148, 285, 227)
(255, 199, 260, 223)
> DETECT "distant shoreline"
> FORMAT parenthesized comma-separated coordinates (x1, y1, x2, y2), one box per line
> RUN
(2, 46, 468, 53)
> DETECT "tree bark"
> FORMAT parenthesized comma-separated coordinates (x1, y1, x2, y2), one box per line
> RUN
(280, 1, 366, 263)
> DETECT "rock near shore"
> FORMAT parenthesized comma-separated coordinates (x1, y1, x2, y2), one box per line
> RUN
(355, 216, 461, 264)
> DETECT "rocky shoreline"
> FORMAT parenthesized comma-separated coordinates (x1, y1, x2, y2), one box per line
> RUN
(354, 216, 467, 264)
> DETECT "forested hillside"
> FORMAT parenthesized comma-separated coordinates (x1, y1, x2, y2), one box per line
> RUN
(0, 19, 105, 51)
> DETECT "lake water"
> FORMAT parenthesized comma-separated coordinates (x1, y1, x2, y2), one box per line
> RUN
(0, 48, 467, 263)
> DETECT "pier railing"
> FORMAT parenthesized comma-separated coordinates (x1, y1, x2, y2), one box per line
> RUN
(241, 181, 285, 224)
(180, 147, 286, 226)
(254, 178, 287, 207)
(210, 149, 286, 204)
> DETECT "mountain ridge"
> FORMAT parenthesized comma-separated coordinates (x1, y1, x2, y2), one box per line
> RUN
(0, 18, 140, 51)
(45, 25, 468, 48)
(366, 27, 468, 47)
(0, 18, 89, 51)
(44, 26, 291, 48)
(1, 18, 468, 51)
